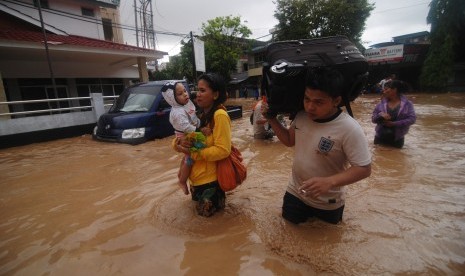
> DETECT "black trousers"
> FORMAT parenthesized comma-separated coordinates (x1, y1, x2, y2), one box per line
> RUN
(282, 192, 344, 224)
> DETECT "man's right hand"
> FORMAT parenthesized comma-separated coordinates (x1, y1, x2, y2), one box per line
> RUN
(261, 102, 276, 119)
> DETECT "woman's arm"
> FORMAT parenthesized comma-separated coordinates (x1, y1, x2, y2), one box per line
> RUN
(371, 103, 385, 124)
(190, 110, 231, 161)
(394, 100, 416, 127)
(172, 137, 190, 154)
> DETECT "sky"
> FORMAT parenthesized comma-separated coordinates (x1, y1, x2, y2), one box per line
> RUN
(119, 0, 431, 63)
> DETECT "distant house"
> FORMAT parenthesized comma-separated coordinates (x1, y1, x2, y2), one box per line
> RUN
(364, 31, 431, 90)
(229, 40, 267, 98)
(0, 0, 167, 117)
(392, 31, 430, 44)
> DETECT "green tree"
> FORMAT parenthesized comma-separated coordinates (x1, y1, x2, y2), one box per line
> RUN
(152, 40, 193, 82)
(200, 16, 252, 81)
(149, 69, 171, 81)
(420, 0, 465, 91)
(273, 0, 374, 48)
(158, 16, 251, 82)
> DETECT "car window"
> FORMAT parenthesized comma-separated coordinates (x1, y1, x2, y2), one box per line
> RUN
(119, 93, 156, 112)
(111, 84, 162, 112)
(157, 97, 171, 111)
(110, 81, 188, 113)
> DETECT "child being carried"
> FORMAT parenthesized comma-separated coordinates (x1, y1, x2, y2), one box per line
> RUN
(161, 81, 211, 195)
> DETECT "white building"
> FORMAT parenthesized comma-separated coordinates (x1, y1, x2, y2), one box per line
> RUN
(0, 0, 167, 118)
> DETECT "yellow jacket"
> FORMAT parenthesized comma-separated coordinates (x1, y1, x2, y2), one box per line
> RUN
(172, 108, 231, 186)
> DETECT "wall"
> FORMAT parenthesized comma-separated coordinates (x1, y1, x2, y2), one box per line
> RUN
(0, 93, 105, 136)
(5, 0, 104, 39)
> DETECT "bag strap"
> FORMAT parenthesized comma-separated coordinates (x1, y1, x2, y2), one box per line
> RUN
(341, 91, 353, 118)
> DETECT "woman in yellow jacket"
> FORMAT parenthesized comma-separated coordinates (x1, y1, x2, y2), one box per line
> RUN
(174, 73, 231, 217)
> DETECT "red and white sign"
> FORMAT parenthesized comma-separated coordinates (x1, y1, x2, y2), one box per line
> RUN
(364, 45, 404, 63)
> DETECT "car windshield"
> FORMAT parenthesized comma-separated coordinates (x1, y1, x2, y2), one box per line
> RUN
(111, 85, 162, 112)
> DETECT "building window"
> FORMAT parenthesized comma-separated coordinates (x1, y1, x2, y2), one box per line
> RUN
(102, 18, 114, 41)
(33, 0, 49, 9)
(254, 52, 265, 63)
(76, 78, 124, 107)
(81, 7, 95, 17)
(17, 79, 70, 117)
(253, 52, 266, 68)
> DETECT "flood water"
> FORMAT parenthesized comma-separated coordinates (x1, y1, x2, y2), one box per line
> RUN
(1, 93, 465, 275)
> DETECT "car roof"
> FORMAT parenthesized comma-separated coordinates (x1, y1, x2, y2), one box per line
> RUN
(132, 80, 187, 88)
(124, 80, 190, 96)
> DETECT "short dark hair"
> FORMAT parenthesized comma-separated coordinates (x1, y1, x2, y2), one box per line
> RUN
(385, 80, 409, 94)
(305, 67, 344, 98)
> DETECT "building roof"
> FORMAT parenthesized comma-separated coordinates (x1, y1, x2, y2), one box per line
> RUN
(0, 30, 168, 78)
(0, 30, 166, 57)
(368, 42, 402, 49)
(392, 31, 430, 40)
(368, 31, 430, 49)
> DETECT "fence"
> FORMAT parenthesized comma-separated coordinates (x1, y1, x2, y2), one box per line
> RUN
(0, 93, 116, 136)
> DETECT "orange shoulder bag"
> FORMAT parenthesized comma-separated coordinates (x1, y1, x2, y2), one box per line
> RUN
(217, 145, 247, 192)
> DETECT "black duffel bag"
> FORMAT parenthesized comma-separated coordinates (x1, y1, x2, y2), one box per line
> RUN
(262, 36, 368, 118)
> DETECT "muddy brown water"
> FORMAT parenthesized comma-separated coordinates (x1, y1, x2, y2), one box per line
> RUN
(1, 94, 465, 275)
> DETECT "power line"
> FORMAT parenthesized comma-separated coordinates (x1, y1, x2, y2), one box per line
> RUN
(253, 33, 272, 40)
(3, 0, 187, 39)
(373, 2, 430, 14)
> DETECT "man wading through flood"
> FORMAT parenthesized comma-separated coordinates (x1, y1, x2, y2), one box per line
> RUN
(262, 67, 372, 224)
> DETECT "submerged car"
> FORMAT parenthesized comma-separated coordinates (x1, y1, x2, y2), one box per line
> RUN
(93, 80, 183, 144)
(93, 80, 242, 145)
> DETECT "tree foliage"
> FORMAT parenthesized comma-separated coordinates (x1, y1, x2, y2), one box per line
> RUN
(201, 15, 252, 81)
(157, 16, 251, 83)
(420, 0, 465, 91)
(151, 40, 193, 82)
(273, 0, 374, 47)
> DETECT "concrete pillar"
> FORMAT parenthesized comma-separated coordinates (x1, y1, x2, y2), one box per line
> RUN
(137, 57, 149, 83)
(5, 79, 22, 113)
(67, 78, 79, 108)
(90, 93, 105, 120)
(0, 72, 10, 120)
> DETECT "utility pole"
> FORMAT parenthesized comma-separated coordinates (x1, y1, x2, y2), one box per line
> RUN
(37, 0, 58, 110)
(134, 0, 139, 47)
(149, 0, 155, 50)
(190, 31, 197, 82)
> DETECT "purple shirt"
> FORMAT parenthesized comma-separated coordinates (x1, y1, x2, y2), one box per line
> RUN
(372, 95, 416, 141)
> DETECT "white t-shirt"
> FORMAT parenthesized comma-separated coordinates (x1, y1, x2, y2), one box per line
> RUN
(252, 100, 271, 139)
(287, 110, 372, 210)
(379, 78, 390, 89)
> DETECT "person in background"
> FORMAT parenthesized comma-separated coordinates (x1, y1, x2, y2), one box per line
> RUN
(375, 82, 383, 94)
(262, 67, 372, 225)
(173, 73, 231, 217)
(161, 82, 211, 195)
(254, 87, 259, 100)
(252, 97, 274, 139)
(372, 79, 416, 148)
(379, 73, 396, 90)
